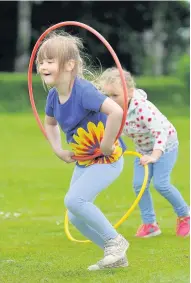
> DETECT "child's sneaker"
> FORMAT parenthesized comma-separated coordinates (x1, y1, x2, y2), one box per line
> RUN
(88, 234, 129, 271)
(176, 216, 190, 237)
(135, 223, 161, 238)
(88, 255, 128, 271)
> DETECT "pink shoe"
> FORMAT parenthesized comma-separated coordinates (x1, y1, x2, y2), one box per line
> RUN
(176, 216, 190, 237)
(135, 223, 161, 238)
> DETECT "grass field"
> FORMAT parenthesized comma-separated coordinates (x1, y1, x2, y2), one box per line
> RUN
(0, 112, 190, 283)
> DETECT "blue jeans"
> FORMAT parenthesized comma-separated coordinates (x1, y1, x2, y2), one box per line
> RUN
(133, 148, 189, 223)
(64, 157, 124, 249)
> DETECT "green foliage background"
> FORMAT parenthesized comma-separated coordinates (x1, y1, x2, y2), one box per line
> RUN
(0, 72, 189, 113)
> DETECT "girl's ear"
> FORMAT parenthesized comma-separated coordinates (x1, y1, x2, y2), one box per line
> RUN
(64, 60, 75, 72)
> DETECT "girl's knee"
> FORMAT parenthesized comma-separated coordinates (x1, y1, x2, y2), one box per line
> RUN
(153, 180, 170, 192)
(64, 193, 75, 211)
(64, 193, 83, 213)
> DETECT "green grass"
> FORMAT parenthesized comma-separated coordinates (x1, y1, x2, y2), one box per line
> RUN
(0, 113, 189, 283)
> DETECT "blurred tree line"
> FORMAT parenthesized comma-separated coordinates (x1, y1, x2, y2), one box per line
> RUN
(0, 1, 189, 77)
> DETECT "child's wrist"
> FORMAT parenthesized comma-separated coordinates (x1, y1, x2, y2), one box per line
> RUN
(150, 155, 157, 162)
(54, 147, 63, 157)
(151, 149, 163, 161)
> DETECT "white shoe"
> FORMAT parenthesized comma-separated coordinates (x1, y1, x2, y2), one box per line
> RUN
(88, 234, 129, 271)
(88, 255, 128, 271)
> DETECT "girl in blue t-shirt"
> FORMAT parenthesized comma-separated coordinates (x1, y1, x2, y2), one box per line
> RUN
(36, 31, 129, 271)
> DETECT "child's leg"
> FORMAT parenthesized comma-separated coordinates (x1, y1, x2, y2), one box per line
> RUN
(64, 157, 124, 242)
(153, 148, 189, 217)
(68, 211, 104, 248)
(67, 165, 105, 249)
(133, 158, 156, 223)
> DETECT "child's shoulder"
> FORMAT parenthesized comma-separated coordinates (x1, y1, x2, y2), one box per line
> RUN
(134, 89, 157, 106)
(129, 89, 160, 115)
(46, 88, 57, 103)
(129, 89, 147, 110)
(75, 78, 102, 101)
(76, 77, 96, 91)
(48, 87, 57, 97)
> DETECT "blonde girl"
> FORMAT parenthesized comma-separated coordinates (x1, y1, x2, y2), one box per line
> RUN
(36, 32, 129, 271)
(98, 67, 190, 238)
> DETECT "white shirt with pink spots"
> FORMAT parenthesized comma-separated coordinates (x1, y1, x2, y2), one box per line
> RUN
(123, 89, 179, 155)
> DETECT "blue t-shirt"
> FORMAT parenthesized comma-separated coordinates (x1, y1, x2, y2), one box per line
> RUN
(45, 77, 126, 167)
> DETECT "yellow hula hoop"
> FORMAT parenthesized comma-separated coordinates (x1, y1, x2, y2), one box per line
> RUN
(64, 150, 149, 243)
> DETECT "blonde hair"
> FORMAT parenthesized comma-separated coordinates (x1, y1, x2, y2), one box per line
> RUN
(97, 67, 136, 92)
(36, 30, 85, 79)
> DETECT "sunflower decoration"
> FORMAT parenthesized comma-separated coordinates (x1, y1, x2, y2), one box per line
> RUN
(70, 121, 122, 166)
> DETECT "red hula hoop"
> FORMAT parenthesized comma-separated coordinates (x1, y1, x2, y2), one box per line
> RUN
(28, 21, 128, 161)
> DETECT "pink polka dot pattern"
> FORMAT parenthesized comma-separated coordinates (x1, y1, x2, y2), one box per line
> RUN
(123, 97, 178, 154)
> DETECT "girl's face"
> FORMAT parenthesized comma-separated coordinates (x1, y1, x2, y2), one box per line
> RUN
(38, 58, 59, 87)
(102, 81, 134, 109)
